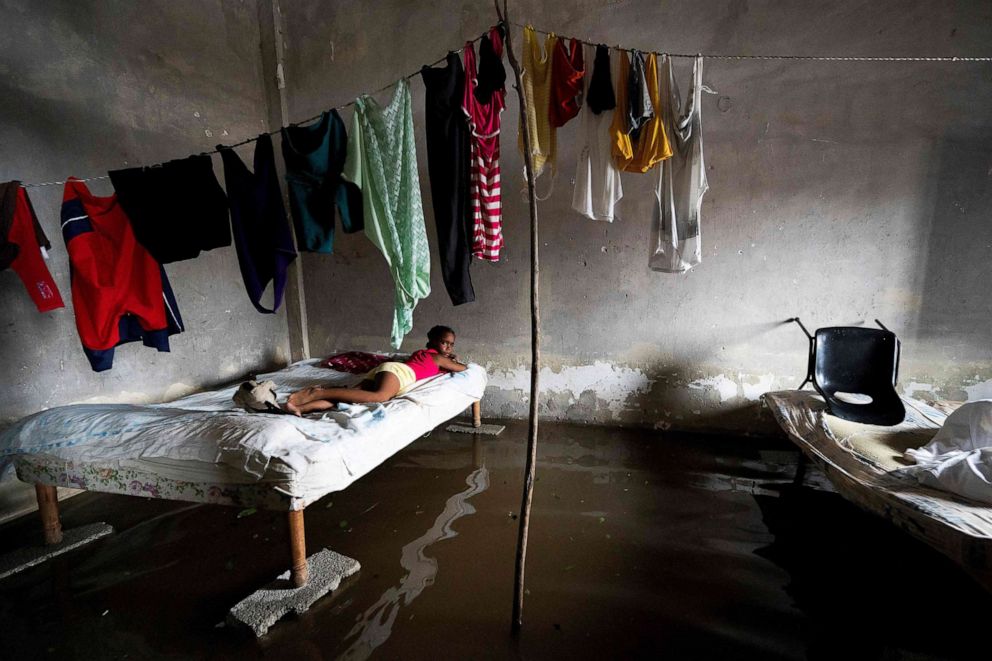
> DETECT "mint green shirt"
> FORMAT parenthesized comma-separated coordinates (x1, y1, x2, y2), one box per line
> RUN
(344, 79, 431, 348)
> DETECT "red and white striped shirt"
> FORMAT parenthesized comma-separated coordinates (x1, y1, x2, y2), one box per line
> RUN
(462, 28, 506, 262)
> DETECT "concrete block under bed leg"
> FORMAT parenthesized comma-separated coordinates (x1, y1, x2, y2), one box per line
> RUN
(227, 507, 361, 637)
(0, 484, 114, 581)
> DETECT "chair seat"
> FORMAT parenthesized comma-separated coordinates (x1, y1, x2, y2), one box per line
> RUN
(822, 387, 906, 426)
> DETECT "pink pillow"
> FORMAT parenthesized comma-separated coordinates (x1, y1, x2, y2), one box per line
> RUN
(319, 351, 390, 374)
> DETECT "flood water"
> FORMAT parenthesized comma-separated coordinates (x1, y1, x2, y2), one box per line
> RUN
(1, 420, 989, 660)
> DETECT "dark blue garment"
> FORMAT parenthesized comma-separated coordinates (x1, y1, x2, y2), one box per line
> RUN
(82, 266, 184, 372)
(218, 134, 297, 314)
(108, 154, 231, 264)
(422, 52, 475, 306)
(281, 110, 362, 253)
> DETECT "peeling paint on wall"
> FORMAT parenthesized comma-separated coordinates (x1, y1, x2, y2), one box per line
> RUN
(480, 360, 791, 431)
(486, 361, 653, 416)
(741, 373, 776, 401)
(688, 374, 739, 402)
(903, 382, 938, 399)
(965, 379, 992, 401)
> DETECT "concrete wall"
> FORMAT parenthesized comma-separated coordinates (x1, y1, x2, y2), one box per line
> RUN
(279, 0, 992, 433)
(0, 1, 290, 507)
(3, 0, 990, 442)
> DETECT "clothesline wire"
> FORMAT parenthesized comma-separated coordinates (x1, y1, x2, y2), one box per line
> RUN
(21, 30, 492, 188)
(21, 20, 992, 189)
(513, 21, 992, 62)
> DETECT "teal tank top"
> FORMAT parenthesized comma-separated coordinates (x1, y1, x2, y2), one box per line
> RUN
(281, 110, 362, 253)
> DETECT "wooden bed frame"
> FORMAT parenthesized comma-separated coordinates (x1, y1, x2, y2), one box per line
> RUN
(28, 400, 483, 589)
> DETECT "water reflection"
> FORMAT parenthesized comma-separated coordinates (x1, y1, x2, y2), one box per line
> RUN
(337, 443, 489, 661)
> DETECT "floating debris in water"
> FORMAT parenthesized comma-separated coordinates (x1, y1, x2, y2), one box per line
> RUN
(236, 508, 256, 519)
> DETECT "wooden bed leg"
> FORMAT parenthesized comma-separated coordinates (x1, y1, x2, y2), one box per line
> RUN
(35, 484, 63, 546)
(472, 400, 482, 428)
(288, 509, 308, 588)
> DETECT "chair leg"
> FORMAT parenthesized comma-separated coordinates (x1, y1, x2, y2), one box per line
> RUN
(35, 484, 63, 546)
(288, 509, 308, 588)
(472, 400, 482, 428)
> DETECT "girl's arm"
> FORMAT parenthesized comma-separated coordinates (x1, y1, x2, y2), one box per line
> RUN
(435, 354, 468, 373)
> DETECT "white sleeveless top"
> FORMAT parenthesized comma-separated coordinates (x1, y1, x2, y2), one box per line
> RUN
(572, 44, 623, 222)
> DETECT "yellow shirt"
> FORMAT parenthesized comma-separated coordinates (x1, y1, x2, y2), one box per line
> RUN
(611, 52, 672, 173)
(518, 26, 557, 179)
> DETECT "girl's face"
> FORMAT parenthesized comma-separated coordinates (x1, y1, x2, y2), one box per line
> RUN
(431, 332, 455, 354)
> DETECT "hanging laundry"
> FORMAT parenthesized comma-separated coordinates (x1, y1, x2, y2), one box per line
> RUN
(0, 181, 64, 312)
(421, 52, 475, 306)
(518, 26, 557, 179)
(475, 24, 507, 103)
(650, 56, 708, 273)
(611, 51, 672, 173)
(108, 154, 230, 264)
(281, 110, 363, 254)
(586, 45, 617, 114)
(344, 79, 431, 349)
(218, 134, 298, 314)
(626, 50, 655, 139)
(572, 44, 623, 222)
(462, 27, 507, 262)
(61, 178, 184, 372)
(548, 38, 584, 128)
(609, 50, 632, 166)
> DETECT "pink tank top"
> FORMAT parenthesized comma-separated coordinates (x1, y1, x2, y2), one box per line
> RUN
(405, 348, 441, 380)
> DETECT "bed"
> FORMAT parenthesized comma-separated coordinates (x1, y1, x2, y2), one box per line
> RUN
(762, 390, 992, 592)
(0, 359, 488, 586)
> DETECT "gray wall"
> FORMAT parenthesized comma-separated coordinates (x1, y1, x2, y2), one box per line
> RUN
(280, 0, 992, 432)
(0, 1, 291, 509)
(2, 0, 990, 441)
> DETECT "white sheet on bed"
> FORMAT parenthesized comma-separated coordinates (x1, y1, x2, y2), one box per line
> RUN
(900, 400, 992, 504)
(0, 360, 487, 503)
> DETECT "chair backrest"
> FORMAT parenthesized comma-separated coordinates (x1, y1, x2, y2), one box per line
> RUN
(813, 327, 899, 396)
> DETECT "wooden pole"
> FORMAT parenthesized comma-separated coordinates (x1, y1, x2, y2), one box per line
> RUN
(494, 0, 541, 634)
(261, 0, 311, 361)
(35, 484, 63, 546)
(288, 509, 308, 587)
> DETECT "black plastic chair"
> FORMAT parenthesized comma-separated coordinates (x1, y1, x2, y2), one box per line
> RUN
(792, 318, 906, 426)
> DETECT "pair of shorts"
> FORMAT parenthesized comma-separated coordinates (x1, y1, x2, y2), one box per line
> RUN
(364, 361, 416, 393)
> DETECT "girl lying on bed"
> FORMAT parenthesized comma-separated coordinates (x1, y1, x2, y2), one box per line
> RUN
(284, 326, 467, 416)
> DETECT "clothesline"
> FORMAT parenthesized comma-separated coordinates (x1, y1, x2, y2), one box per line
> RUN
(513, 22, 992, 62)
(22, 30, 492, 188)
(20, 19, 992, 189)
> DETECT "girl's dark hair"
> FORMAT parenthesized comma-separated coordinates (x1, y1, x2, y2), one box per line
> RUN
(427, 325, 455, 343)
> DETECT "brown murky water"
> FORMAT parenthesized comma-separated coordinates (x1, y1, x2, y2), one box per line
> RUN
(1, 421, 990, 660)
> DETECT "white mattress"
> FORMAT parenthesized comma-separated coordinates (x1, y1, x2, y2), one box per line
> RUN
(0, 360, 487, 503)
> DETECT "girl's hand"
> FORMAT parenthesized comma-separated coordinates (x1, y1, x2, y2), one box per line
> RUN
(435, 354, 467, 373)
